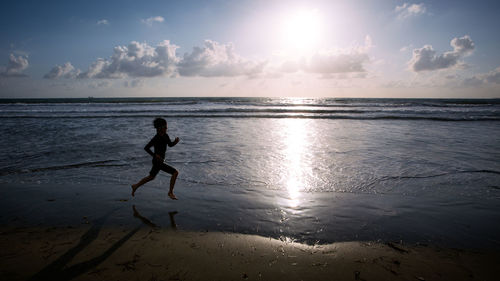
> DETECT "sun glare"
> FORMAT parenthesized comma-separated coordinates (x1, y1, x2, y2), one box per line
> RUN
(281, 119, 311, 208)
(281, 9, 323, 55)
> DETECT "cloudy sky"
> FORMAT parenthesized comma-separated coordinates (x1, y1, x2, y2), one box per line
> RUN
(1, 0, 499, 98)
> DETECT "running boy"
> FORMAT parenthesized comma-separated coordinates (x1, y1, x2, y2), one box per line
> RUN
(131, 118, 180, 200)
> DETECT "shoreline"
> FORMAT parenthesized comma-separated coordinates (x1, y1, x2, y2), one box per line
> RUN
(2, 225, 499, 281)
(1, 182, 500, 250)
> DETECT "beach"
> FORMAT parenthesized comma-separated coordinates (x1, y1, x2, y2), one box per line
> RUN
(2, 224, 500, 281)
(1, 182, 500, 280)
(1, 98, 499, 280)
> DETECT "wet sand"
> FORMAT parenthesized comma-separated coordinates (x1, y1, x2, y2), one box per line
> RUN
(1, 224, 499, 281)
(1, 183, 499, 280)
(2, 182, 500, 249)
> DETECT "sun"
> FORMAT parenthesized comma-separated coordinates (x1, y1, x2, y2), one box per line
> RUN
(281, 9, 323, 55)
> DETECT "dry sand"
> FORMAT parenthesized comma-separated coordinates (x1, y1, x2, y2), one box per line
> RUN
(1, 224, 499, 281)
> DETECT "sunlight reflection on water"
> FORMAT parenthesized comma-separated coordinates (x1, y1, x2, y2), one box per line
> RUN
(280, 119, 314, 208)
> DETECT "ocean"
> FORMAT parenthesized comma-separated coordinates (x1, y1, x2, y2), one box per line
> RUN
(1, 97, 499, 248)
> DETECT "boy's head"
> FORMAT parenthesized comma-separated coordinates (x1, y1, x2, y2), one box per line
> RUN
(153, 118, 167, 133)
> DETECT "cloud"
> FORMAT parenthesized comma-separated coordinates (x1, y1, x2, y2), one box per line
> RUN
(44, 62, 80, 79)
(463, 67, 500, 86)
(0, 54, 29, 77)
(395, 3, 427, 19)
(409, 45, 459, 71)
(279, 60, 302, 73)
(141, 16, 164, 26)
(462, 76, 483, 87)
(484, 67, 500, 84)
(123, 79, 144, 88)
(305, 52, 369, 74)
(54, 38, 370, 80)
(276, 36, 372, 76)
(88, 81, 111, 89)
(450, 36, 475, 56)
(400, 44, 413, 52)
(97, 19, 109, 25)
(177, 40, 267, 77)
(409, 35, 474, 72)
(56, 40, 266, 79)
(78, 40, 179, 78)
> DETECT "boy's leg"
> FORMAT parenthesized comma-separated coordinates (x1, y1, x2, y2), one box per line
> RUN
(132, 163, 160, 196)
(168, 170, 179, 200)
(158, 163, 179, 200)
(131, 175, 155, 196)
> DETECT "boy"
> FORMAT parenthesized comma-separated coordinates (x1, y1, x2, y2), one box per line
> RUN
(131, 118, 180, 200)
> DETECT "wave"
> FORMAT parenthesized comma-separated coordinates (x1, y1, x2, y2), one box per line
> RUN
(0, 108, 392, 115)
(3, 107, 497, 114)
(0, 98, 201, 105)
(1, 114, 498, 121)
(1, 97, 498, 121)
(1, 97, 499, 107)
(0, 160, 128, 176)
(366, 169, 500, 188)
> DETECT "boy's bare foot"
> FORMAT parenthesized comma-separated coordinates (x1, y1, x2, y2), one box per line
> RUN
(131, 184, 138, 197)
(168, 192, 178, 200)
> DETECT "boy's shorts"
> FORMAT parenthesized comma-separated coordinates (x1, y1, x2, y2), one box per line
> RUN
(150, 159, 176, 177)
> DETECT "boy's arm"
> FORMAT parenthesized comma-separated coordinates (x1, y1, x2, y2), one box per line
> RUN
(166, 134, 180, 147)
(144, 137, 155, 157)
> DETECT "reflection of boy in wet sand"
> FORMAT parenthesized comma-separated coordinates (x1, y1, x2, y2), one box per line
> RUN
(133, 205, 178, 229)
(131, 118, 180, 200)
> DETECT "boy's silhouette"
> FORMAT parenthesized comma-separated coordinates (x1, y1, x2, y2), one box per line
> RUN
(131, 118, 180, 200)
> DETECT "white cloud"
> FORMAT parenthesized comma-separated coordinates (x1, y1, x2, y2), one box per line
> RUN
(123, 79, 144, 88)
(276, 36, 372, 77)
(305, 52, 369, 74)
(88, 81, 111, 89)
(395, 3, 427, 19)
(400, 44, 413, 52)
(451, 36, 475, 56)
(0, 54, 29, 77)
(484, 67, 500, 84)
(44, 62, 80, 79)
(97, 19, 109, 25)
(53, 37, 372, 80)
(279, 60, 302, 73)
(462, 76, 483, 87)
(409, 35, 474, 72)
(409, 45, 458, 71)
(78, 40, 179, 78)
(177, 40, 267, 77)
(141, 16, 164, 26)
(463, 67, 500, 86)
(382, 80, 408, 88)
(55, 39, 266, 79)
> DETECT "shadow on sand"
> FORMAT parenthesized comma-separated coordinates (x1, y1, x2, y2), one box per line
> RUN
(29, 206, 178, 281)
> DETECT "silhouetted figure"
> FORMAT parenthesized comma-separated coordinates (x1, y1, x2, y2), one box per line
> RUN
(131, 118, 180, 200)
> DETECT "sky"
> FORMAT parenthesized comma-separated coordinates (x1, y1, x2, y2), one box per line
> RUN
(1, 0, 500, 98)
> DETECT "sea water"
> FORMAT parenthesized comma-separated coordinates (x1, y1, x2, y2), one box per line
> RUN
(1, 97, 499, 247)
